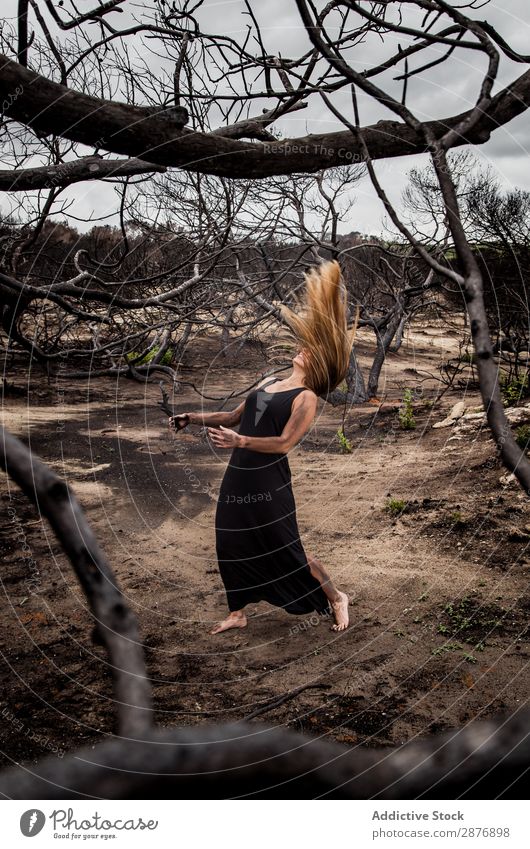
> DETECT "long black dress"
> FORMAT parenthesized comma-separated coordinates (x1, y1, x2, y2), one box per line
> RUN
(214, 376, 331, 616)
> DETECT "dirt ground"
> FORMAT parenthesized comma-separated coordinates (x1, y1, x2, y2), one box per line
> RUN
(1, 319, 529, 770)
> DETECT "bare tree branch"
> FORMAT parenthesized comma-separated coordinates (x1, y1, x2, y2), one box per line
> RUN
(0, 54, 528, 177)
(0, 427, 153, 738)
(0, 705, 527, 799)
(0, 156, 166, 192)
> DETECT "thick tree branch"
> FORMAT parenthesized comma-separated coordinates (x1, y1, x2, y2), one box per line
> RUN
(0, 706, 527, 799)
(0, 155, 166, 192)
(0, 54, 528, 177)
(0, 427, 153, 738)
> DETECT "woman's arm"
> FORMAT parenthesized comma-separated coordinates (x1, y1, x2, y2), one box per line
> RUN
(208, 391, 318, 454)
(174, 376, 276, 429)
(188, 400, 245, 427)
(169, 375, 278, 428)
(170, 399, 245, 429)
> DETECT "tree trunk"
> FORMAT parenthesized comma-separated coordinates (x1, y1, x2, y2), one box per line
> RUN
(367, 310, 404, 398)
(326, 347, 368, 405)
(388, 313, 407, 353)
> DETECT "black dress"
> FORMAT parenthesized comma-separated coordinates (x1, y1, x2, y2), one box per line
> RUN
(214, 376, 331, 616)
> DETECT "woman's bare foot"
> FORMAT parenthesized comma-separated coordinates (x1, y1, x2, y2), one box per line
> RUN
(210, 610, 247, 634)
(330, 591, 349, 631)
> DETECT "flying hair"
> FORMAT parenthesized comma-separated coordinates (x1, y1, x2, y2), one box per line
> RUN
(278, 260, 359, 397)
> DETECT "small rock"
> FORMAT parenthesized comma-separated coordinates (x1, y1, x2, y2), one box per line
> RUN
(505, 406, 530, 425)
(432, 400, 467, 429)
(508, 527, 530, 542)
(462, 411, 486, 421)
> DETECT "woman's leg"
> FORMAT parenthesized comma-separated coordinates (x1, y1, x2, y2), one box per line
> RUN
(306, 553, 349, 631)
(210, 607, 247, 635)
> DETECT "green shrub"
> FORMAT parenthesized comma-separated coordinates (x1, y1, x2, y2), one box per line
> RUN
(515, 424, 530, 452)
(384, 497, 407, 516)
(398, 388, 416, 429)
(448, 510, 468, 528)
(500, 372, 530, 406)
(126, 345, 174, 366)
(432, 642, 463, 655)
(336, 428, 353, 453)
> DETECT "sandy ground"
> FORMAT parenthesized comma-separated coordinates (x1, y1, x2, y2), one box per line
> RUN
(1, 319, 529, 768)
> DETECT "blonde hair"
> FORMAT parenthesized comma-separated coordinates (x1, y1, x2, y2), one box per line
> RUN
(279, 260, 359, 397)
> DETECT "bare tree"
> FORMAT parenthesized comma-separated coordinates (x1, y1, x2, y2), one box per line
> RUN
(1, 2, 527, 456)
(0, 2, 528, 179)
(291, 0, 530, 492)
(2, 0, 530, 799)
(403, 152, 530, 372)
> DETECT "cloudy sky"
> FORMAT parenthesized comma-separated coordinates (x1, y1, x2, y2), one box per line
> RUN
(1, 0, 529, 236)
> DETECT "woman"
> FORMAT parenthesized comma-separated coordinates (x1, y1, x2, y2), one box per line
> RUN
(169, 260, 357, 635)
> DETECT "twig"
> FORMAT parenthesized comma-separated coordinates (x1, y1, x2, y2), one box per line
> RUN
(243, 683, 332, 721)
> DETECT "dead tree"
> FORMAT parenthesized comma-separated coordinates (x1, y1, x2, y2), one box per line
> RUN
(1, 0, 530, 797)
(293, 0, 530, 492)
(1, 2, 530, 457)
(403, 151, 530, 370)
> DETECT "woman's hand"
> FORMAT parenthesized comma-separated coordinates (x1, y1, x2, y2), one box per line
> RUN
(207, 425, 241, 449)
(169, 413, 191, 432)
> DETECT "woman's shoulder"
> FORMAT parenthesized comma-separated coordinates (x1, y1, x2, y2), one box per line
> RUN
(294, 386, 318, 398)
(293, 387, 318, 405)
